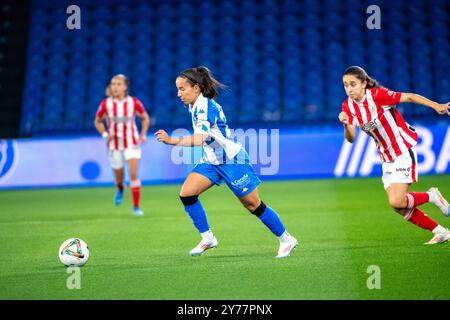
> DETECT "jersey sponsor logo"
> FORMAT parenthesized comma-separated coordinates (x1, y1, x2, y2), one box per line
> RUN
(0, 140, 19, 184)
(111, 116, 132, 123)
(361, 119, 379, 132)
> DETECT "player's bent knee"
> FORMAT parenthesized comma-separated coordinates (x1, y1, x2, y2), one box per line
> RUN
(249, 201, 266, 217)
(389, 197, 406, 211)
(393, 208, 407, 215)
(180, 195, 199, 206)
(388, 198, 408, 216)
(391, 205, 408, 216)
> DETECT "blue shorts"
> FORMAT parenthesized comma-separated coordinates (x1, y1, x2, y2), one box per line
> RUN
(192, 155, 261, 198)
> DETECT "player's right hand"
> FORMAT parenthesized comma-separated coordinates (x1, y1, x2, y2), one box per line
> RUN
(106, 134, 114, 144)
(154, 129, 172, 144)
(338, 112, 349, 125)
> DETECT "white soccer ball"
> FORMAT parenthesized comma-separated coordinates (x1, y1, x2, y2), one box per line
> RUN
(58, 238, 90, 267)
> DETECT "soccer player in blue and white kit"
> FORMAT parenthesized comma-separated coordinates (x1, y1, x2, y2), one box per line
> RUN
(155, 66, 298, 258)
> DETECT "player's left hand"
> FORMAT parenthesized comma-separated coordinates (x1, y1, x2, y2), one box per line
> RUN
(434, 102, 450, 116)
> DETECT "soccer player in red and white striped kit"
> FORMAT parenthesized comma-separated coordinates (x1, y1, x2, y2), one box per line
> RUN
(339, 66, 450, 244)
(95, 74, 150, 216)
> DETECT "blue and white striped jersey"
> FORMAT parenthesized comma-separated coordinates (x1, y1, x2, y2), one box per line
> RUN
(190, 93, 243, 165)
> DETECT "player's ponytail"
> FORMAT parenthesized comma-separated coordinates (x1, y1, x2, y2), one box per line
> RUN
(343, 66, 381, 89)
(179, 66, 225, 99)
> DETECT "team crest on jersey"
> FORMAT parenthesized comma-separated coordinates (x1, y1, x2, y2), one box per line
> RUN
(0, 140, 19, 184)
(196, 122, 209, 132)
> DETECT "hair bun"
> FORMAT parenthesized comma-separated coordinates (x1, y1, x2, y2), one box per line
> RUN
(196, 66, 209, 74)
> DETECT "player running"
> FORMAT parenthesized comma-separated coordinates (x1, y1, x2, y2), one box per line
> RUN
(339, 66, 450, 244)
(94, 74, 150, 216)
(155, 66, 298, 258)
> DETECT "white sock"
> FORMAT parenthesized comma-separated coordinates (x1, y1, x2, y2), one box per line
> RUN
(278, 231, 291, 242)
(201, 230, 214, 241)
(432, 225, 446, 234)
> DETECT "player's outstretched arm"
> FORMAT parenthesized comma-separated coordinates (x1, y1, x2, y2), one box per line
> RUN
(155, 130, 207, 146)
(400, 93, 450, 116)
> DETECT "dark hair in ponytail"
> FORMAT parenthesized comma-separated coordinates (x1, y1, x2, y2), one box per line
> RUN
(343, 66, 381, 89)
(178, 66, 226, 99)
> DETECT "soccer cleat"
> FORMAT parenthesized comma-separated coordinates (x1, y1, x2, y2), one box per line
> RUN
(132, 207, 144, 217)
(276, 236, 298, 258)
(425, 229, 450, 245)
(114, 190, 124, 206)
(189, 236, 218, 256)
(428, 187, 449, 217)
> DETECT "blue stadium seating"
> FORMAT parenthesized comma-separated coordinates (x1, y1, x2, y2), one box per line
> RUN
(20, 0, 450, 136)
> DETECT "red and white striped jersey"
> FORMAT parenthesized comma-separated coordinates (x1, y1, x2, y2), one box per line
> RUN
(342, 87, 418, 163)
(96, 96, 146, 150)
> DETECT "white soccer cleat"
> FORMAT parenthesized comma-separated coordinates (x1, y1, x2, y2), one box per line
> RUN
(425, 229, 450, 245)
(276, 236, 298, 258)
(189, 236, 218, 256)
(132, 207, 144, 217)
(428, 187, 449, 217)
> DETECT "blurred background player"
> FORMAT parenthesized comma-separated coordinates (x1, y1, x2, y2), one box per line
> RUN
(339, 66, 450, 244)
(94, 74, 150, 216)
(155, 66, 298, 258)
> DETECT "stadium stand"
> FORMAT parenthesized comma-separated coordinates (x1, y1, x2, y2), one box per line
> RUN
(20, 0, 450, 136)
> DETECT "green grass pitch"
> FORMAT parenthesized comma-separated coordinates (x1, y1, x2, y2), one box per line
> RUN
(0, 175, 449, 300)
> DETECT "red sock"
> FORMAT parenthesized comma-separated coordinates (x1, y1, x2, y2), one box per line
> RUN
(406, 192, 429, 208)
(117, 183, 124, 193)
(130, 180, 141, 208)
(407, 208, 438, 232)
